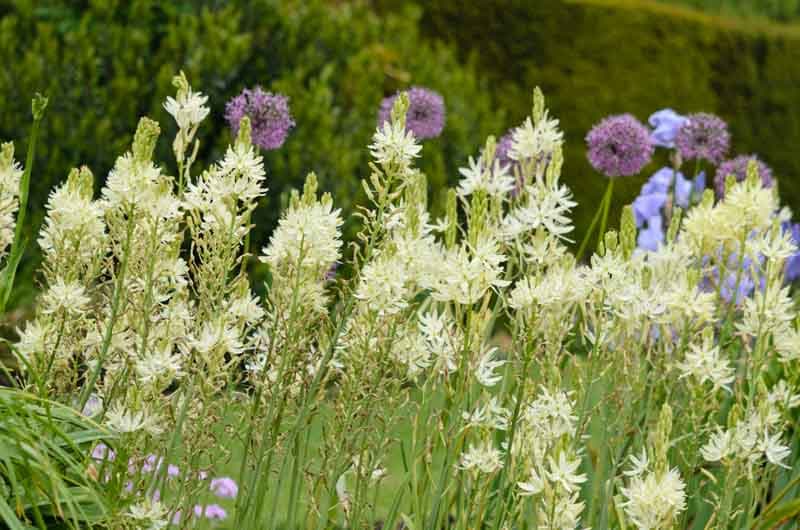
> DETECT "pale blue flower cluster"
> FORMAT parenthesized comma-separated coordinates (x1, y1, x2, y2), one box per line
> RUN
(627, 108, 800, 293)
(633, 167, 703, 250)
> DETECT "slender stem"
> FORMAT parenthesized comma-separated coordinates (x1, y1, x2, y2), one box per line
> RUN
(78, 209, 136, 411)
(597, 178, 615, 252)
(0, 96, 47, 313)
(576, 179, 614, 262)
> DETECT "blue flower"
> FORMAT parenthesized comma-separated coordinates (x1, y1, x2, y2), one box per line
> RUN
(648, 109, 688, 149)
(633, 193, 667, 227)
(641, 166, 672, 195)
(633, 167, 698, 229)
(783, 222, 800, 282)
(693, 170, 706, 195)
(674, 171, 695, 209)
(637, 215, 664, 251)
(701, 252, 764, 305)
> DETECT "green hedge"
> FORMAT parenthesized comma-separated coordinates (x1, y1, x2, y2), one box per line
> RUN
(400, 0, 800, 244)
(660, 0, 800, 22)
(0, 0, 504, 306)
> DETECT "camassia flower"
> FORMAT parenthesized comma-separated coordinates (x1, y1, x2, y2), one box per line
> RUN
(11, 77, 800, 530)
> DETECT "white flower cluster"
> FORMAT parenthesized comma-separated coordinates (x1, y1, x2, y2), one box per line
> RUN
(701, 402, 795, 469)
(508, 111, 564, 163)
(676, 329, 735, 393)
(0, 142, 22, 260)
(457, 154, 515, 198)
(621, 461, 686, 530)
(513, 388, 587, 530)
(10, 78, 800, 529)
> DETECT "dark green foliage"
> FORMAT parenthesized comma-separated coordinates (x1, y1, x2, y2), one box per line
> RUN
(0, 0, 504, 306)
(401, 0, 800, 245)
(660, 0, 800, 21)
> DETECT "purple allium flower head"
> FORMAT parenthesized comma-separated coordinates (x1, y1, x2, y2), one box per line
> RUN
(714, 154, 774, 199)
(225, 86, 295, 150)
(210, 477, 238, 499)
(378, 86, 445, 140)
(167, 464, 180, 478)
(585, 114, 654, 177)
(195, 504, 227, 520)
(648, 109, 688, 149)
(675, 113, 730, 164)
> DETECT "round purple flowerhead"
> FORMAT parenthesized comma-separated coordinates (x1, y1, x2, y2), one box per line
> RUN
(714, 154, 774, 199)
(675, 113, 730, 164)
(585, 114, 654, 177)
(225, 86, 295, 150)
(378, 86, 445, 140)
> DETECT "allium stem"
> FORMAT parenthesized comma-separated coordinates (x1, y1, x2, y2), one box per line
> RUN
(576, 179, 614, 261)
(597, 179, 615, 252)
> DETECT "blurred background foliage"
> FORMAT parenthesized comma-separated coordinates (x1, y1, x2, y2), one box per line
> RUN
(398, 0, 800, 261)
(0, 0, 798, 308)
(660, 0, 800, 21)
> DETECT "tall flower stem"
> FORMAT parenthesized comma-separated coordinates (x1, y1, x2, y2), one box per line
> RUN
(576, 179, 614, 261)
(597, 178, 615, 250)
(0, 94, 48, 314)
(78, 209, 135, 411)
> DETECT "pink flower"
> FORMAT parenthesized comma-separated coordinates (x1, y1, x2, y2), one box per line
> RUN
(210, 477, 238, 499)
(194, 504, 227, 520)
(91, 443, 116, 462)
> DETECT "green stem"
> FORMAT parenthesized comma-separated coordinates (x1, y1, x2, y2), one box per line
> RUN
(597, 178, 615, 252)
(78, 210, 136, 411)
(576, 179, 614, 262)
(0, 95, 48, 314)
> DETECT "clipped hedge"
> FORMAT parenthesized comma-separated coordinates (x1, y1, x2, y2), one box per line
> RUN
(0, 0, 504, 305)
(660, 0, 800, 22)
(402, 0, 800, 241)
